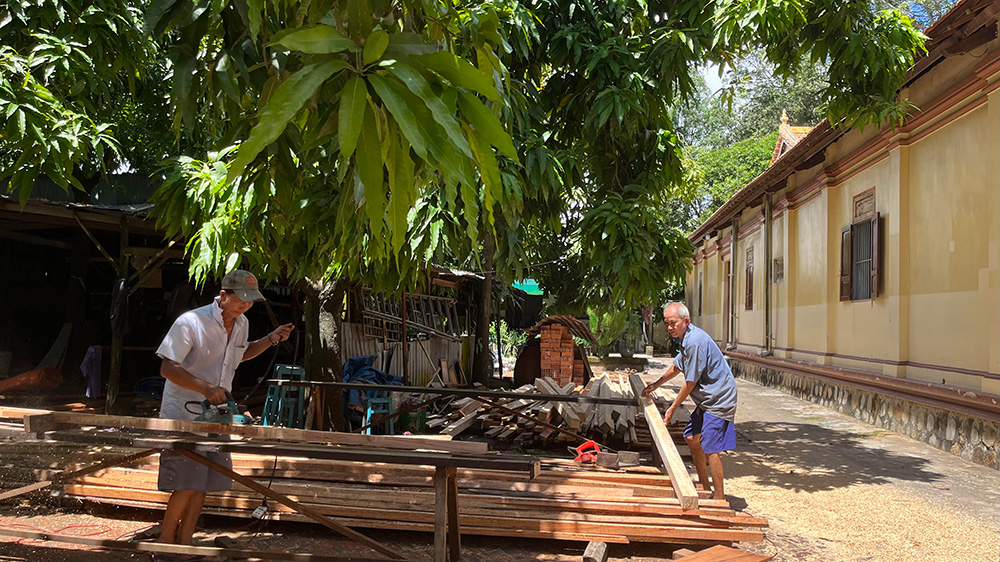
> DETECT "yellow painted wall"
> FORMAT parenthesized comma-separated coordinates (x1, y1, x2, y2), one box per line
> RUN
(736, 224, 764, 351)
(906, 101, 999, 384)
(685, 48, 999, 393)
(828, 154, 901, 367)
(789, 194, 828, 357)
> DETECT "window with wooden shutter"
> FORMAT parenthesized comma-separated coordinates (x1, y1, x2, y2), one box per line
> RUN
(745, 247, 754, 310)
(840, 227, 852, 301)
(698, 272, 703, 316)
(841, 211, 881, 301)
(869, 212, 880, 298)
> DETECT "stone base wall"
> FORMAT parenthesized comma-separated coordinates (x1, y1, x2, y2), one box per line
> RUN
(730, 359, 999, 470)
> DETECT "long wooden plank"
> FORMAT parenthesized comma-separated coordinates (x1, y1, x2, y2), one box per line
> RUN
(628, 374, 699, 510)
(37, 429, 539, 474)
(64, 477, 761, 530)
(63, 456, 720, 506)
(61, 482, 764, 542)
(76, 491, 761, 547)
(24, 411, 485, 454)
(68, 470, 742, 516)
(0, 527, 396, 562)
(175, 449, 403, 560)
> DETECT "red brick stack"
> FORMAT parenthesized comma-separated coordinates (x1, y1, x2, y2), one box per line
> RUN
(539, 324, 585, 385)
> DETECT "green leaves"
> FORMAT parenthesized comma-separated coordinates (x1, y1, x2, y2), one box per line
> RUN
(387, 61, 471, 158)
(457, 91, 517, 160)
(386, 129, 415, 255)
(226, 59, 348, 184)
(367, 74, 443, 164)
(357, 103, 385, 243)
(363, 30, 388, 64)
(415, 51, 499, 101)
(338, 76, 367, 158)
(269, 25, 359, 54)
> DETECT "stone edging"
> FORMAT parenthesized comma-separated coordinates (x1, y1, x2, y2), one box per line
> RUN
(730, 359, 999, 470)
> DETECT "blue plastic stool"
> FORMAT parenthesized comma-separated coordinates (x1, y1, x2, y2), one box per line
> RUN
(262, 364, 307, 428)
(363, 397, 394, 435)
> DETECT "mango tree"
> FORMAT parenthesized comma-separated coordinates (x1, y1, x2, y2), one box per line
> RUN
(148, 0, 927, 386)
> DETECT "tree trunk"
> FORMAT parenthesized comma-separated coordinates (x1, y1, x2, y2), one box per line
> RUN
(472, 235, 494, 385)
(299, 278, 347, 431)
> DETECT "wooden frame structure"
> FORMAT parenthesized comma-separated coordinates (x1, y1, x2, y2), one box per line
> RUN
(16, 412, 540, 562)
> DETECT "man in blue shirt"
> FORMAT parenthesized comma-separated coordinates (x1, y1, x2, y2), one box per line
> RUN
(642, 302, 738, 500)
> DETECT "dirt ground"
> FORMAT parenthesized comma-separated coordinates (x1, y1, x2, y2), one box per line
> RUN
(718, 378, 1000, 562)
(2, 357, 998, 561)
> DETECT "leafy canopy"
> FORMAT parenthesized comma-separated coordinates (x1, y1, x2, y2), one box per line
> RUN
(0, 0, 162, 200)
(148, 0, 926, 309)
(149, 0, 522, 288)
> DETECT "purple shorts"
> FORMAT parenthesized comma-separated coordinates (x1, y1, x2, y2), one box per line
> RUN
(684, 408, 736, 455)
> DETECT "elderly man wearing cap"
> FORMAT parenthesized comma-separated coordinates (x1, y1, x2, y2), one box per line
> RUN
(154, 269, 294, 549)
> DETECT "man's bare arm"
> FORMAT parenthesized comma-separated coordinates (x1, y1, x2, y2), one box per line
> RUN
(641, 363, 681, 396)
(662, 380, 697, 424)
(242, 323, 295, 362)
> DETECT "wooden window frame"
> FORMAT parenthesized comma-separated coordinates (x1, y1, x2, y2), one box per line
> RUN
(840, 212, 881, 302)
(745, 247, 754, 310)
(697, 272, 703, 317)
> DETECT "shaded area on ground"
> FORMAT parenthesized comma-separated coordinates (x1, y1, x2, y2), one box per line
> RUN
(732, 420, 945, 492)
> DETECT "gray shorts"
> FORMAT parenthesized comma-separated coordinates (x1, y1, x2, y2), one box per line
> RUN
(157, 449, 233, 492)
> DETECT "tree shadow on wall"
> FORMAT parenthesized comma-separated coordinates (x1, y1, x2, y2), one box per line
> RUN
(727, 421, 945, 493)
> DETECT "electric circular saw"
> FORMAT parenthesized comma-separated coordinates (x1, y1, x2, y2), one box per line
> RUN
(186, 391, 253, 425)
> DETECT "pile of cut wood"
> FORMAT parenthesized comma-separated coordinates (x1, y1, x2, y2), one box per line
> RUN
(426, 373, 686, 449)
(59, 452, 765, 546)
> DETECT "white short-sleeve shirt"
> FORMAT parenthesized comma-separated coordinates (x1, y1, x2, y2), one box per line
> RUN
(156, 298, 249, 420)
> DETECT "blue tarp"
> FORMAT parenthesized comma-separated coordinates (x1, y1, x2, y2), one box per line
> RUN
(342, 355, 403, 416)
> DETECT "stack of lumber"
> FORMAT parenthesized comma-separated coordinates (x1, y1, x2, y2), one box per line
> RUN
(59, 453, 766, 546)
(581, 373, 641, 445)
(539, 324, 583, 385)
(423, 374, 685, 449)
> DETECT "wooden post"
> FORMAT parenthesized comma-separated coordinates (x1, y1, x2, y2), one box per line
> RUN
(446, 466, 460, 561)
(401, 290, 408, 385)
(494, 312, 502, 378)
(106, 216, 128, 414)
(434, 466, 447, 562)
(471, 235, 493, 384)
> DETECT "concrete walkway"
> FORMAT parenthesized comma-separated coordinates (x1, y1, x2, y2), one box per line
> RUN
(644, 357, 1000, 562)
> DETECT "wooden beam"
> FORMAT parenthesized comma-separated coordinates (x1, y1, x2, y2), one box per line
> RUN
(0, 527, 397, 562)
(0, 230, 71, 250)
(37, 429, 541, 474)
(446, 466, 460, 562)
(279, 381, 650, 407)
(24, 411, 487, 454)
(0, 480, 52, 501)
(628, 374, 699, 510)
(175, 450, 403, 560)
(431, 277, 462, 289)
(434, 466, 448, 562)
(0, 448, 161, 501)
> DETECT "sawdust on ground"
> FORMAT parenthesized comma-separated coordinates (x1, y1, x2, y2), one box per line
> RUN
(726, 448, 1000, 562)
